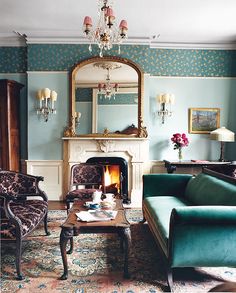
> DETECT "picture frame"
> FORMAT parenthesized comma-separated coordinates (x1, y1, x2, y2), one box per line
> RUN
(189, 108, 220, 134)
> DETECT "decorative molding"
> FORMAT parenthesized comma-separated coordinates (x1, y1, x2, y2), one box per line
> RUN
(3, 33, 236, 50)
(149, 75, 236, 80)
(26, 160, 63, 201)
(150, 41, 236, 50)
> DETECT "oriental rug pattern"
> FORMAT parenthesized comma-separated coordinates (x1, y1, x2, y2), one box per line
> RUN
(1, 209, 236, 293)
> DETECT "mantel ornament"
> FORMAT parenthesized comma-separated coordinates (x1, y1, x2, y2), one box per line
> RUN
(97, 140, 115, 153)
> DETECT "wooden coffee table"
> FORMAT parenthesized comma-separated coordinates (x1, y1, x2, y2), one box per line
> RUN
(59, 199, 131, 280)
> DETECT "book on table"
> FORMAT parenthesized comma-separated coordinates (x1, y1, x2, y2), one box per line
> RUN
(76, 210, 118, 222)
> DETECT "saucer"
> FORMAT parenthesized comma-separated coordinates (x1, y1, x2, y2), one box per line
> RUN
(84, 202, 100, 209)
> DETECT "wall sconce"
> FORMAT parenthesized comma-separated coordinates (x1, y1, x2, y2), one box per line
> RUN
(74, 112, 81, 127)
(36, 88, 57, 122)
(156, 93, 175, 124)
(210, 126, 235, 161)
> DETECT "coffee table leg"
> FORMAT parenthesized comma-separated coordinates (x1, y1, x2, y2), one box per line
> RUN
(67, 238, 74, 254)
(59, 227, 73, 280)
(121, 227, 131, 278)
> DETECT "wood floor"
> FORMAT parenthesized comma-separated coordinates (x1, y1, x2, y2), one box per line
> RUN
(48, 201, 67, 210)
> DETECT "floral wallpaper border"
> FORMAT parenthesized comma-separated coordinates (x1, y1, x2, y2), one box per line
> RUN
(1, 44, 236, 77)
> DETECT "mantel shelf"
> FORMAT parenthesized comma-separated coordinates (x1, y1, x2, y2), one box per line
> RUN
(62, 136, 149, 141)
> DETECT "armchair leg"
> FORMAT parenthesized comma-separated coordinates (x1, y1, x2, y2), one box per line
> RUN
(167, 266, 174, 292)
(44, 212, 50, 236)
(15, 237, 24, 280)
(66, 201, 71, 214)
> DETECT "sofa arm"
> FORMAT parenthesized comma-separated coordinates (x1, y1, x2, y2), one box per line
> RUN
(143, 174, 192, 199)
(172, 206, 236, 223)
(168, 206, 236, 268)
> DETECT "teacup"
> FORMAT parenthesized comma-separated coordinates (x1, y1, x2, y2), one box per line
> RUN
(104, 193, 114, 202)
(92, 190, 102, 203)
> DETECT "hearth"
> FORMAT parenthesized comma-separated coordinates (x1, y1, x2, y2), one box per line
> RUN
(86, 157, 129, 203)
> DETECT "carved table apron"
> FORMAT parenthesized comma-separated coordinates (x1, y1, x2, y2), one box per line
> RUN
(59, 199, 131, 280)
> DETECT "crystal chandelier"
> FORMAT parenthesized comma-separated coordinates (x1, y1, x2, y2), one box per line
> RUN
(94, 62, 121, 99)
(83, 0, 128, 57)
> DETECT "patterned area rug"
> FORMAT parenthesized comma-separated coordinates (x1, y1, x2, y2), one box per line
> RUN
(1, 209, 236, 293)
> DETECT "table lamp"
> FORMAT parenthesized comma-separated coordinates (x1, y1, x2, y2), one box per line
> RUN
(210, 127, 235, 162)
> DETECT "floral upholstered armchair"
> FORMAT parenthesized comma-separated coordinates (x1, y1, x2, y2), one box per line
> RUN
(0, 170, 50, 280)
(66, 163, 105, 211)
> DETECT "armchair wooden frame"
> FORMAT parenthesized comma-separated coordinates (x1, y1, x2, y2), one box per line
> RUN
(0, 170, 50, 280)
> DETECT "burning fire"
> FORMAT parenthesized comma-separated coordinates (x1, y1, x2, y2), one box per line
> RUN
(105, 165, 112, 186)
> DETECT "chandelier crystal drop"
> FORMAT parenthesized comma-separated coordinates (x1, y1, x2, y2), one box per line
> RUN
(94, 62, 121, 99)
(98, 68, 118, 99)
(83, 0, 128, 57)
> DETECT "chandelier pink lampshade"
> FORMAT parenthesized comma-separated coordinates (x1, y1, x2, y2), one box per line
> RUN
(106, 7, 115, 18)
(83, 16, 92, 26)
(82, 0, 128, 57)
(119, 20, 128, 29)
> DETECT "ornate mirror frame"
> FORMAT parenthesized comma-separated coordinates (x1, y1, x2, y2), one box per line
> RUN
(63, 56, 148, 138)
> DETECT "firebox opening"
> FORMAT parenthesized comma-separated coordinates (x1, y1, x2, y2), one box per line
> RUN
(86, 157, 129, 203)
(105, 165, 120, 195)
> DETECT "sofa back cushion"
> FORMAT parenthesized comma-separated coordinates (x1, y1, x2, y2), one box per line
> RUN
(185, 173, 236, 205)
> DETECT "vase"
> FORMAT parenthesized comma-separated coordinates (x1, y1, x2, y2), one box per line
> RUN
(178, 148, 183, 161)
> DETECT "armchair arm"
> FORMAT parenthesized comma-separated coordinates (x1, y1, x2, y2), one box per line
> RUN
(143, 174, 192, 199)
(168, 206, 236, 267)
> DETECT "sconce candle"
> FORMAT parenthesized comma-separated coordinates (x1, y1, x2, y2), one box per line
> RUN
(74, 112, 82, 127)
(36, 88, 58, 122)
(156, 93, 175, 124)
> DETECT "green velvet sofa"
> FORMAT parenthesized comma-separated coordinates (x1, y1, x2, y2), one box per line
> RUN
(142, 169, 236, 291)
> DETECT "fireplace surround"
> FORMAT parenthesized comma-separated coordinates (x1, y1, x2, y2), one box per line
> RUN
(62, 137, 149, 207)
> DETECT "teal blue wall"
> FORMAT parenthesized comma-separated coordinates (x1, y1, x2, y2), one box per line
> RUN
(148, 77, 236, 161)
(97, 105, 138, 133)
(1, 45, 236, 161)
(75, 101, 92, 134)
(27, 72, 69, 159)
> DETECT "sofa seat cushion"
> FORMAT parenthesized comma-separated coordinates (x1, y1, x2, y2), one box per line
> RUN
(0, 200, 48, 239)
(185, 173, 236, 206)
(143, 196, 190, 252)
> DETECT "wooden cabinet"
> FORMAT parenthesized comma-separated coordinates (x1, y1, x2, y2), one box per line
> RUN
(0, 80, 24, 171)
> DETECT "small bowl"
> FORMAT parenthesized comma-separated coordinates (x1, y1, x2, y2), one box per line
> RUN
(89, 203, 100, 209)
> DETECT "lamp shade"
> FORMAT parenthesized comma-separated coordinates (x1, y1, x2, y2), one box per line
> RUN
(210, 127, 235, 142)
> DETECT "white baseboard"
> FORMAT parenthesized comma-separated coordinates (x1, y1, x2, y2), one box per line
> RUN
(26, 160, 63, 201)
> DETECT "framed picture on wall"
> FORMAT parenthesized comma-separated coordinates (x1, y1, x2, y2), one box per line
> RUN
(189, 108, 220, 134)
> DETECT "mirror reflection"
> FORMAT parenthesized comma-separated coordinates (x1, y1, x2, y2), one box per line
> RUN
(75, 60, 138, 135)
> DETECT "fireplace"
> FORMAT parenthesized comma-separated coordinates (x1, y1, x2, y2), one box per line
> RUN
(62, 137, 149, 207)
(86, 157, 129, 203)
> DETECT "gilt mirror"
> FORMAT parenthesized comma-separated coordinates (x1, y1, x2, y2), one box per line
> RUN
(65, 56, 147, 137)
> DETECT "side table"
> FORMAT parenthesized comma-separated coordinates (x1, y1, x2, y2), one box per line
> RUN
(164, 160, 231, 174)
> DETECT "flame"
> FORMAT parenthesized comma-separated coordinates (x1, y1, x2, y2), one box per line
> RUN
(104, 165, 112, 186)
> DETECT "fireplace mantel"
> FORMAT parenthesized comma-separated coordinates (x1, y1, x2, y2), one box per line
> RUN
(62, 137, 149, 207)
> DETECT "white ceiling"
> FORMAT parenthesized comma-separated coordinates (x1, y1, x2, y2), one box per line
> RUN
(1, 0, 236, 48)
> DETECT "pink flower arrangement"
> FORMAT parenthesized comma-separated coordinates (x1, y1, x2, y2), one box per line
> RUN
(171, 133, 189, 150)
